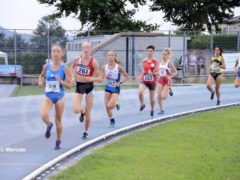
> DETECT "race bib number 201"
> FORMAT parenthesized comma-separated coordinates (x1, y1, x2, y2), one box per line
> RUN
(45, 81, 60, 92)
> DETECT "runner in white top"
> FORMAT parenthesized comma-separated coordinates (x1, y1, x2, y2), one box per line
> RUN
(157, 48, 178, 115)
(102, 51, 130, 127)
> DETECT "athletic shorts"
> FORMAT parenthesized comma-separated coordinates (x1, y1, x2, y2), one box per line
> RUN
(140, 81, 156, 91)
(210, 72, 222, 80)
(105, 87, 120, 94)
(45, 92, 64, 104)
(158, 77, 170, 86)
(236, 72, 240, 78)
(75, 82, 95, 95)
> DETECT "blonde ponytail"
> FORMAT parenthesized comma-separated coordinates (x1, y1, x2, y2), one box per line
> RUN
(163, 48, 172, 57)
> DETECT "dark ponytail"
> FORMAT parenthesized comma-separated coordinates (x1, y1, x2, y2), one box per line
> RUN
(115, 58, 121, 64)
(215, 47, 223, 56)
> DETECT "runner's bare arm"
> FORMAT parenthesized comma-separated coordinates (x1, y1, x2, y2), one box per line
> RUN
(69, 57, 79, 82)
(119, 66, 130, 83)
(101, 65, 106, 82)
(169, 62, 178, 78)
(55, 66, 72, 89)
(38, 64, 46, 88)
(221, 58, 226, 70)
(153, 60, 159, 76)
(65, 57, 77, 67)
(89, 59, 102, 82)
(138, 60, 145, 80)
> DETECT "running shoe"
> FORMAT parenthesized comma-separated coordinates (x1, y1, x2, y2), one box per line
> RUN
(109, 118, 115, 128)
(216, 100, 220, 106)
(79, 112, 85, 123)
(158, 109, 165, 115)
(82, 132, 88, 139)
(45, 123, 53, 139)
(210, 91, 215, 100)
(55, 140, 61, 150)
(169, 88, 173, 96)
(140, 104, 146, 111)
(150, 111, 154, 118)
(116, 102, 121, 111)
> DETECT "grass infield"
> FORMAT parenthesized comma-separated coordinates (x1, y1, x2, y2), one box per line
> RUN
(10, 85, 138, 97)
(51, 107, 240, 180)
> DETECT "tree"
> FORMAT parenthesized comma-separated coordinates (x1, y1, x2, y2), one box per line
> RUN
(7, 34, 29, 50)
(0, 31, 29, 52)
(37, 0, 158, 31)
(151, 0, 240, 33)
(31, 16, 67, 50)
(0, 32, 6, 50)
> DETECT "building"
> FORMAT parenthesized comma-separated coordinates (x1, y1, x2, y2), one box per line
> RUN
(66, 34, 113, 60)
(221, 15, 240, 34)
(66, 32, 190, 77)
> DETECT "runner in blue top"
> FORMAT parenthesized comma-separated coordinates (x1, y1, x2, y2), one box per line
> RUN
(38, 43, 72, 150)
(101, 51, 130, 127)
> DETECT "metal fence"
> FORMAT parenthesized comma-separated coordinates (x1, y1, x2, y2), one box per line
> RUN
(0, 28, 240, 77)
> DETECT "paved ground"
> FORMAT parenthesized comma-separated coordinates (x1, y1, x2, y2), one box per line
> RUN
(0, 84, 239, 179)
(0, 84, 16, 98)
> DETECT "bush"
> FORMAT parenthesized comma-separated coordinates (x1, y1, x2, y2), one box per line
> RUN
(188, 35, 211, 50)
(213, 34, 237, 50)
(188, 34, 238, 50)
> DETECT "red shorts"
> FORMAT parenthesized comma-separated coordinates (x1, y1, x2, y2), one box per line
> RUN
(158, 77, 170, 86)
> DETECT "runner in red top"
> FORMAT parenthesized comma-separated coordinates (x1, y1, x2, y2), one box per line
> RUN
(69, 42, 101, 139)
(138, 45, 158, 118)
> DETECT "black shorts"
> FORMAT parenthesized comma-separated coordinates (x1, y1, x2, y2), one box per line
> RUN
(75, 82, 94, 95)
(210, 72, 222, 80)
(141, 81, 156, 91)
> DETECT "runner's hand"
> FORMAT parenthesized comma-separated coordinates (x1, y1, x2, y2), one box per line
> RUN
(38, 80, 44, 88)
(55, 75, 62, 83)
(115, 82, 120, 87)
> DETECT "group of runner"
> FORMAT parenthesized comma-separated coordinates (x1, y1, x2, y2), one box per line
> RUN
(38, 42, 240, 150)
(138, 45, 177, 117)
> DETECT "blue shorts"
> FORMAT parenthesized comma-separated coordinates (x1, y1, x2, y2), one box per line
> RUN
(105, 87, 120, 94)
(236, 73, 240, 78)
(45, 92, 64, 104)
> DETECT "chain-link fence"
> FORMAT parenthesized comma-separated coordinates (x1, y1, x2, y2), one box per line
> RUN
(1, 28, 240, 78)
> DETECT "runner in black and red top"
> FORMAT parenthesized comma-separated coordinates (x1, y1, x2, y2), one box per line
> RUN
(70, 42, 101, 139)
(138, 45, 158, 118)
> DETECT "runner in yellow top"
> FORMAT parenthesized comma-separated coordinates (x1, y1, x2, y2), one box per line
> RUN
(206, 47, 226, 106)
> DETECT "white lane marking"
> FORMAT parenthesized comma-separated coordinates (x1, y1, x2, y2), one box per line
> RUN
(22, 102, 240, 180)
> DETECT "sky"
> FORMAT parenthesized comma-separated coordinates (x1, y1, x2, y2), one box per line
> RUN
(0, 0, 240, 32)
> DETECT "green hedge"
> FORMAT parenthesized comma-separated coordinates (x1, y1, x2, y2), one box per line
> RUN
(187, 34, 238, 50)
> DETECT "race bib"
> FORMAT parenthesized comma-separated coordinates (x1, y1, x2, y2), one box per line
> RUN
(159, 68, 167, 77)
(211, 62, 220, 71)
(45, 81, 60, 92)
(107, 78, 116, 87)
(77, 64, 90, 76)
(143, 74, 153, 81)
